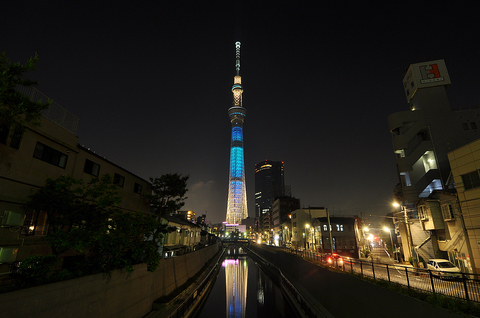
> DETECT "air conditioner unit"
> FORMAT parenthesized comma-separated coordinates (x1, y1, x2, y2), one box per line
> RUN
(1, 211, 25, 227)
(0, 247, 19, 264)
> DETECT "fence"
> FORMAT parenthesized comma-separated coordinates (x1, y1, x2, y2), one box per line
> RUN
(293, 249, 480, 303)
(15, 85, 79, 134)
(166, 248, 226, 318)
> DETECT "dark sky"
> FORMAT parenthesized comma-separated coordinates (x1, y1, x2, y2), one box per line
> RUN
(2, 2, 480, 225)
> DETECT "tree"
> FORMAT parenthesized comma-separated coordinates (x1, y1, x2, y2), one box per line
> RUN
(146, 173, 189, 258)
(0, 52, 50, 140)
(148, 173, 189, 218)
(26, 174, 161, 273)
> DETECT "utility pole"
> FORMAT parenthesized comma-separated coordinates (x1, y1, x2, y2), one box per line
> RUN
(327, 208, 334, 255)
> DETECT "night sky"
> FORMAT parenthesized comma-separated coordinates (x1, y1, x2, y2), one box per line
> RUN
(2, 2, 480, 225)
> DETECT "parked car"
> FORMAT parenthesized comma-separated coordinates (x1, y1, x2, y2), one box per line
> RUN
(427, 259, 461, 279)
(325, 253, 344, 268)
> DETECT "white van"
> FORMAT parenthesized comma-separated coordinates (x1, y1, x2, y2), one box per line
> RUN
(427, 259, 461, 279)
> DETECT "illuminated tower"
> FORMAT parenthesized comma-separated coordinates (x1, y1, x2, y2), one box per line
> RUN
(226, 41, 248, 224)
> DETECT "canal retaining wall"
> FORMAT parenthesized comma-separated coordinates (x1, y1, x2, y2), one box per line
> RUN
(0, 244, 220, 318)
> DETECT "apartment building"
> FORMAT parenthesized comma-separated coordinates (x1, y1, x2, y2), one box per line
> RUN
(0, 88, 151, 275)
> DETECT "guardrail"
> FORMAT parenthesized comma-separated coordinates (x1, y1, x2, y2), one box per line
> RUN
(295, 249, 480, 303)
(248, 248, 332, 318)
(166, 248, 226, 318)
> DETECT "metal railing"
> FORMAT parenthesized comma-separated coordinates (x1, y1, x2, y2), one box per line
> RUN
(166, 248, 226, 318)
(248, 248, 332, 318)
(296, 250, 480, 303)
(15, 85, 79, 134)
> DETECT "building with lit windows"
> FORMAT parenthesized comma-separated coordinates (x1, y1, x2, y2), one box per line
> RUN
(177, 210, 195, 222)
(255, 160, 285, 233)
(311, 217, 360, 258)
(0, 86, 151, 276)
(272, 196, 300, 245)
(226, 42, 248, 225)
(290, 207, 327, 250)
(388, 59, 480, 209)
(388, 59, 480, 270)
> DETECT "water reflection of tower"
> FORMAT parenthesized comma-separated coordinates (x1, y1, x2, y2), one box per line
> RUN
(223, 247, 248, 317)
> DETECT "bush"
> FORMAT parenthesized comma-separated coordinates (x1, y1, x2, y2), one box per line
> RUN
(13, 255, 58, 286)
(361, 249, 370, 258)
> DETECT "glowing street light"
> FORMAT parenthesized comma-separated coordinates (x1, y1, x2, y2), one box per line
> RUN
(383, 226, 395, 261)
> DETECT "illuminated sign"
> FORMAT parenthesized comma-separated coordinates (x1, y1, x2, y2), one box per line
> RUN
(403, 59, 451, 103)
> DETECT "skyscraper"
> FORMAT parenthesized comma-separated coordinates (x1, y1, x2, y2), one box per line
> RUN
(226, 42, 248, 224)
(255, 160, 285, 224)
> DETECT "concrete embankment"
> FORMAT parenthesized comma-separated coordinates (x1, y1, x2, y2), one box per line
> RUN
(0, 244, 220, 318)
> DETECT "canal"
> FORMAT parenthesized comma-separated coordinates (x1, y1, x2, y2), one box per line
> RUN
(196, 245, 298, 318)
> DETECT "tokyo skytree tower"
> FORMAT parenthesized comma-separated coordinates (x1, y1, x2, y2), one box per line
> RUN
(226, 41, 247, 224)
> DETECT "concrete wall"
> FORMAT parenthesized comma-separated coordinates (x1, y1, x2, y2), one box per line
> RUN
(0, 244, 219, 318)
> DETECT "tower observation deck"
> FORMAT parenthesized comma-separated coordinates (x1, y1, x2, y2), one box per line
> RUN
(226, 41, 248, 225)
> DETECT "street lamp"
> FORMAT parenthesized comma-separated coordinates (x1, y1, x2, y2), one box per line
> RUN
(284, 226, 289, 247)
(383, 226, 395, 262)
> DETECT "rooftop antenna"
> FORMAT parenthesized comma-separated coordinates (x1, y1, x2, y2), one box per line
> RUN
(235, 41, 241, 75)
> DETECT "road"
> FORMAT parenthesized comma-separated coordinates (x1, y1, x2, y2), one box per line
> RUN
(250, 244, 473, 318)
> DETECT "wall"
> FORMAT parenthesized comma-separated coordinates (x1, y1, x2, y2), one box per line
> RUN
(0, 244, 219, 318)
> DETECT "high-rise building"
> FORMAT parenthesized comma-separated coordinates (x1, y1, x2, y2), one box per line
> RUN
(226, 42, 248, 225)
(388, 59, 480, 208)
(255, 160, 285, 218)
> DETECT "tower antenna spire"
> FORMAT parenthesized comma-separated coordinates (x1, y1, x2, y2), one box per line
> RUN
(235, 41, 241, 75)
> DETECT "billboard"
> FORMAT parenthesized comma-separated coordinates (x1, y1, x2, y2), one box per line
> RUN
(403, 59, 451, 102)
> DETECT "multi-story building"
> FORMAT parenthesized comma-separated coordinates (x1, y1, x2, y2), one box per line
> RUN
(290, 207, 327, 250)
(161, 215, 202, 257)
(448, 138, 480, 274)
(311, 216, 360, 258)
(255, 160, 285, 233)
(388, 59, 480, 266)
(0, 87, 151, 275)
(272, 196, 299, 245)
(177, 210, 195, 222)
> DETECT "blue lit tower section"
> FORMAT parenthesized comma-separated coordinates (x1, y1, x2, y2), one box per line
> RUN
(226, 41, 248, 225)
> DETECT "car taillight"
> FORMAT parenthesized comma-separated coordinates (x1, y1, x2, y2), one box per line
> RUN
(327, 258, 332, 263)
